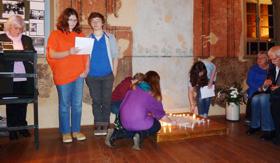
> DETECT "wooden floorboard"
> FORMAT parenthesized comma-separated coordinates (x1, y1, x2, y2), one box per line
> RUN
(1, 115, 280, 163)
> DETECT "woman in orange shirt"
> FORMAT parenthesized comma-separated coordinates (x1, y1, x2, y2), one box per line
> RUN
(46, 8, 89, 143)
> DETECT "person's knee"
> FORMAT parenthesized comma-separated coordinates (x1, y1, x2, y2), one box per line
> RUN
(251, 96, 259, 103)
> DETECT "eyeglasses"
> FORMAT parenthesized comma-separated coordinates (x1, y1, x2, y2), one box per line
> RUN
(68, 19, 78, 22)
(91, 19, 102, 24)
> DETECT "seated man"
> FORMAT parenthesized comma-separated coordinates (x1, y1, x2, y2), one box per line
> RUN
(267, 46, 280, 145)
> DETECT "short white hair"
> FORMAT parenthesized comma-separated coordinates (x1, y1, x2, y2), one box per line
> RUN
(4, 15, 25, 32)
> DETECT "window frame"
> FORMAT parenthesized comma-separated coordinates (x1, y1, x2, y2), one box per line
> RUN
(245, 0, 274, 56)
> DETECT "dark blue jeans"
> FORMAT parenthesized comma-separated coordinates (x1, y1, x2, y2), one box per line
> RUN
(111, 119, 161, 141)
(250, 93, 274, 131)
(86, 74, 114, 124)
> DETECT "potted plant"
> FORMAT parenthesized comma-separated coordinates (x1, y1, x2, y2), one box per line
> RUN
(217, 83, 244, 121)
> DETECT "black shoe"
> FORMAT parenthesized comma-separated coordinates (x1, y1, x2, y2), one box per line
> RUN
(9, 131, 18, 140)
(246, 127, 260, 135)
(272, 137, 280, 145)
(260, 131, 274, 141)
(19, 130, 31, 137)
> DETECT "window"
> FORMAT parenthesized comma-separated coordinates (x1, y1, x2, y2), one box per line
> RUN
(246, 0, 274, 55)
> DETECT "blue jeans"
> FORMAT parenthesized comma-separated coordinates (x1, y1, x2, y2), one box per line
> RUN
(250, 93, 274, 131)
(56, 77, 84, 134)
(197, 90, 211, 116)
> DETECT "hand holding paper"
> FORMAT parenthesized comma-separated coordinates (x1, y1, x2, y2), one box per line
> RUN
(74, 37, 94, 55)
(69, 47, 81, 54)
(200, 85, 215, 99)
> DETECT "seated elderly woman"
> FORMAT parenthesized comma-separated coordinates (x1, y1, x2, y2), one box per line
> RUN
(246, 51, 275, 140)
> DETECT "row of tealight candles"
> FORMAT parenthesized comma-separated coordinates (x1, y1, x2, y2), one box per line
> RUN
(160, 113, 210, 134)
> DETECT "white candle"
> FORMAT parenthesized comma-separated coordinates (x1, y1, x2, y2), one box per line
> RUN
(192, 114, 196, 119)
(163, 126, 166, 133)
(168, 125, 172, 133)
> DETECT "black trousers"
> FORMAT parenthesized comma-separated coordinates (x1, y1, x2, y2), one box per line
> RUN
(6, 81, 28, 128)
(245, 97, 252, 120)
(271, 100, 280, 139)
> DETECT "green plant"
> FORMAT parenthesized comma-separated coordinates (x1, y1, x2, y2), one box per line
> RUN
(217, 83, 244, 105)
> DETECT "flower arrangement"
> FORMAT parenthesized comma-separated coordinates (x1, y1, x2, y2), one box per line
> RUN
(216, 83, 244, 105)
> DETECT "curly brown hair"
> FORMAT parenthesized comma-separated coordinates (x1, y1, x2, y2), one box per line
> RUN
(144, 71, 162, 101)
(56, 8, 81, 33)
(189, 61, 208, 88)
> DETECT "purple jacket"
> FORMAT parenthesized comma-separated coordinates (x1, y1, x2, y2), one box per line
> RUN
(120, 87, 166, 131)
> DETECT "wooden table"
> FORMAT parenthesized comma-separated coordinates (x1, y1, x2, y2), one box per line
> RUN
(156, 112, 228, 142)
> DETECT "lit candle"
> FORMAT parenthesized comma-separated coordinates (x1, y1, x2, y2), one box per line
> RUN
(192, 114, 196, 119)
(163, 126, 166, 133)
(168, 124, 172, 133)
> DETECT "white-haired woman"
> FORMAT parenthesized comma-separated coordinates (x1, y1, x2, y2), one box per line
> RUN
(0, 15, 35, 140)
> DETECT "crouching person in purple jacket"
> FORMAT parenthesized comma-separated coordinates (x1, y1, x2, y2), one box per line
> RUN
(105, 71, 173, 150)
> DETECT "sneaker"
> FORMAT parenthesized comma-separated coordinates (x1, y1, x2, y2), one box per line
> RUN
(94, 125, 107, 136)
(72, 132, 86, 141)
(101, 125, 108, 135)
(132, 133, 141, 150)
(62, 133, 72, 143)
(105, 128, 114, 147)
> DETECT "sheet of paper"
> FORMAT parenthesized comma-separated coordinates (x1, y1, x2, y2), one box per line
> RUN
(74, 37, 94, 55)
(200, 85, 215, 99)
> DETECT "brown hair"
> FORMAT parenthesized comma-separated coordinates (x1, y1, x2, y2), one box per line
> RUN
(87, 12, 105, 29)
(189, 61, 208, 88)
(56, 8, 81, 33)
(131, 73, 145, 89)
(144, 71, 162, 101)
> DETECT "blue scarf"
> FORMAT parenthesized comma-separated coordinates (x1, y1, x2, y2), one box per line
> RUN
(137, 81, 151, 92)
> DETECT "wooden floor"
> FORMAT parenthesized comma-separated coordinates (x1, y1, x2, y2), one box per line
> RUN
(1, 116, 280, 163)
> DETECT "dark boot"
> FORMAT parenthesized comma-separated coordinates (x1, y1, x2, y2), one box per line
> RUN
(272, 136, 280, 145)
(9, 131, 18, 140)
(246, 127, 260, 135)
(19, 129, 31, 137)
(260, 131, 274, 141)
